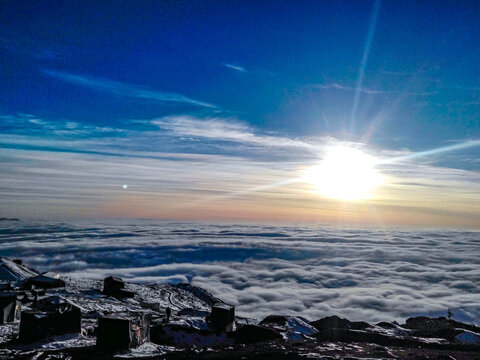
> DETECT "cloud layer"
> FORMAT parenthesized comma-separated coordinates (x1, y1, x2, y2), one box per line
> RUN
(1, 221, 479, 324)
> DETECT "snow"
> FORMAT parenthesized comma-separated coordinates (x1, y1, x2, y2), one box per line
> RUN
(455, 330, 480, 345)
(0, 277, 224, 358)
(115, 342, 176, 358)
(0, 258, 37, 282)
(160, 325, 234, 346)
(261, 316, 318, 341)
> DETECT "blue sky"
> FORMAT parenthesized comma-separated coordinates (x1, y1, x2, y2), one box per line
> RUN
(1, 1, 480, 226)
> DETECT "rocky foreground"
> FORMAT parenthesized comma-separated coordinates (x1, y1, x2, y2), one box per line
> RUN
(1, 258, 480, 359)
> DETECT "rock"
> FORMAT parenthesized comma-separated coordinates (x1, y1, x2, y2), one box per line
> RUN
(96, 313, 150, 350)
(103, 276, 124, 292)
(28, 274, 66, 289)
(0, 292, 21, 324)
(404, 316, 480, 338)
(233, 324, 283, 344)
(0, 282, 13, 291)
(102, 276, 134, 298)
(310, 315, 351, 330)
(350, 320, 371, 330)
(455, 330, 480, 345)
(317, 328, 396, 346)
(260, 315, 318, 340)
(19, 296, 81, 343)
(376, 321, 397, 329)
(151, 322, 233, 346)
(0, 257, 38, 283)
(138, 299, 161, 311)
(210, 302, 235, 332)
(177, 308, 210, 318)
(411, 327, 462, 340)
(404, 316, 453, 330)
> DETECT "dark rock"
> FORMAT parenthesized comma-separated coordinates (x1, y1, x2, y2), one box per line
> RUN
(233, 324, 283, 344)
(404, 316, 480, 334)
(0, 282, 13, 291)
(310, 315, 351, 330)
(376, 321, 397, 329)
(102, 276, 135, 298)
(115, 288, 135, 298)
(210, 302, 235, 331)
(139, 299, 161, 311)
(177, 308, 210, 317)
(350, 321, 371, 330)
(151, 322, 233, 346)
(411, 327, 463, 340)
(19, 296, 81, 343)
(405, 316, 452, 330)
(316, 328, 400, 346)
(0, 292, 21, 324)
(96, 314, 150, 350)
(103, 276, 124, 292)
(28, 275, 66, 289)
(260, 315, 291, 327)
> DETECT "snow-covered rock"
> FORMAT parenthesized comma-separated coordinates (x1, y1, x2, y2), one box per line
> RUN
(456, 330, 480, 345)
(259, 315, 318, 340)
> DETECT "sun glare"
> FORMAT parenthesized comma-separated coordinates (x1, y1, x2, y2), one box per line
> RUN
(304, 146, 381, 201)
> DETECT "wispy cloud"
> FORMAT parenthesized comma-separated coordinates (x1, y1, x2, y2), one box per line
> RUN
(1, 111, 480, 226)
(152, 115, 322, 152)
(314, 82, 385, 95)
(223, 63, 248, 73)
(42, 69, 217, 108)
(0, 113, 123, 138)
(313, 82, 438, 97)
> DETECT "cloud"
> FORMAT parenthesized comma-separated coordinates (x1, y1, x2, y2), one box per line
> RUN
(152, 115, 322, 153)
(3, 222, 480, 324)
(42, 69, 216, 108)
(314, 83, 385, 95)
(223, 63, 248, 73)
(313, 82, 437, 97)
(1, 112, 480, 226)
(0, 113, 123, 138)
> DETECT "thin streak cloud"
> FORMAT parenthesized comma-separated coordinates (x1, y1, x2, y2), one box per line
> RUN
(42, 69, 217, 108)
(315, 83, 385, 95)
(152, 115, 321, 151)
(223, 63, 248, 73)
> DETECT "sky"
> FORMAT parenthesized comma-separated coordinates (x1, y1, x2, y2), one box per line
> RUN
(1, 0, 480, 227)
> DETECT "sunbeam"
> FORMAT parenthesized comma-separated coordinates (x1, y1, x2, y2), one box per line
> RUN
(349, 0, 381, 136)
(380, 140, 480, 165)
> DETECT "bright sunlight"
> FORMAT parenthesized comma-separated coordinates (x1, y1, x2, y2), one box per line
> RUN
(304, 146, 382, 201)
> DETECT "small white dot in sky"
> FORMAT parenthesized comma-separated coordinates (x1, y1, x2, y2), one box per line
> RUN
(122, 184, 128, 189)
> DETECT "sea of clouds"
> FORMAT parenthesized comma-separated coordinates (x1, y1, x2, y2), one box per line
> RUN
(1, 220, 479, 324)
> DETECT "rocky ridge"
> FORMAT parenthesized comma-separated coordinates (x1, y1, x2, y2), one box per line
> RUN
(1, 257, 480, 359)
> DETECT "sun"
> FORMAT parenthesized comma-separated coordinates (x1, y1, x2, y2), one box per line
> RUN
(304, 146, 381, 201)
